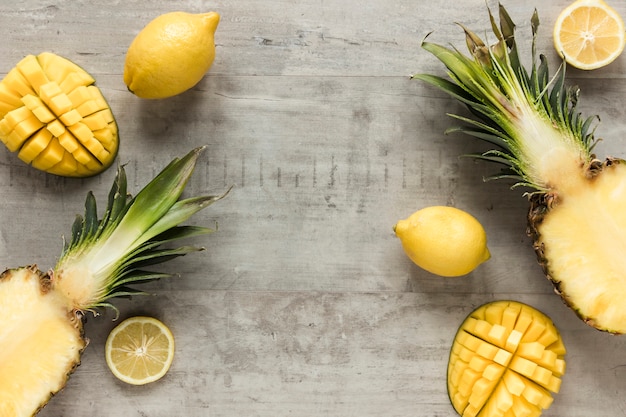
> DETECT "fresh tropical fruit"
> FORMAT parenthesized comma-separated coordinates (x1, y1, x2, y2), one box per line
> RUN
(0, 52, 118, 177)
(413, 5, 626, 333)
(105, 316, 175, 385)
(124, 11, 220, 99)
(394, 206, 490, 277)
(553, 0, 625, 70)
(448, 301, 566, 417)
(0, 147, 227, 416)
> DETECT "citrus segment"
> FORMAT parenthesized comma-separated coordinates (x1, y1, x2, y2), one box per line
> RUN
(105, 316, 175, 385)
(554, 0, 626, 70)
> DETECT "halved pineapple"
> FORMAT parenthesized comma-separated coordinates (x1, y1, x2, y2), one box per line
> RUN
(0, 53, 118, 177)
(448, 301, 566, 417)
(0, 148, 226, 416)
(413, 5, 626, 333)
(0, 266, 85, 416)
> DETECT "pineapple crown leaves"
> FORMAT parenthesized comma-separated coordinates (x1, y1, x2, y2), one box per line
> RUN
(55, 146, 229, 315)
(411, 3, 600, 192)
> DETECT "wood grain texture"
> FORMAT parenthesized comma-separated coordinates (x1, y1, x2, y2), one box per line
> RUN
(1, 0, 626, 415)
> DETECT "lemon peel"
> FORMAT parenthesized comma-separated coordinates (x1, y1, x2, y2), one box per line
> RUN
(394, 206, 490, 277)
(124, 11, 220, 99)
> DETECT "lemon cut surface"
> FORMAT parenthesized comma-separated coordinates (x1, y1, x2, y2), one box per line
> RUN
(554, 0, 626, 70)
(105, 316, 175, 385)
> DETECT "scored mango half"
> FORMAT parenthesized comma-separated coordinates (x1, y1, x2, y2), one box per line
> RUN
(448, 301, 566, 417)
(0, 53, 118, 177)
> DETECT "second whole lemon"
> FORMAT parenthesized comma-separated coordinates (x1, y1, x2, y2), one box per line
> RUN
(394, 206, 490, 277)
(124, 11, 220, 99)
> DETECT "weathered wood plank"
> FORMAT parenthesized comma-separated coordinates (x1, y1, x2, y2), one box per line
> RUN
(1, 74, 625, 294)
(1, 0, 626, 416)
(40, 291, 626, 416)
(0, 0, 625, 78)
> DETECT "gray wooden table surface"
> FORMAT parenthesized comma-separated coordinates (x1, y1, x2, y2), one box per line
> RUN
(2, 0, 626, 416)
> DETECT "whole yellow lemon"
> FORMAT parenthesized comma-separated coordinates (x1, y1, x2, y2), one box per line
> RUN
(124, 11, 220, 99)
(394, 206, 490, 277)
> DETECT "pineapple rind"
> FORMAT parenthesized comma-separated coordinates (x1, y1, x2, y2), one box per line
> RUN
(0, 266, 85, 417)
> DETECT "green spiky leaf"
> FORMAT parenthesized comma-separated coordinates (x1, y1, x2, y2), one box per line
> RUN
(53, 147, 229, 313)
(412, 4, 599, 192)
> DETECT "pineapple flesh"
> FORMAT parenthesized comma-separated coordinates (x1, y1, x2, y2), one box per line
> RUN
(0, 267, 85, 416)
(528, 159, 626, 332)
(413, 5, 626, 333)
(0, 148, 226, 416)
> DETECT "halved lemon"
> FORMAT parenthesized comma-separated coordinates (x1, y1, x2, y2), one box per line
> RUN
(553, 0, 626, 70)
(105, 316, 175, 385)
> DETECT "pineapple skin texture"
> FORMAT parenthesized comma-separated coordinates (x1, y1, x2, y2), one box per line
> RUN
(528, 158, 626, 334)
(0, 266, 85, 416)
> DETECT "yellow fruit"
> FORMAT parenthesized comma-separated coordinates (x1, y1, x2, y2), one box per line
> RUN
(394, 206, 490, 277)
(448, 301, 566, 417)
(105, 316, 175, 385)
(553, 0, 626, 70)
(124, 11, 220, 99)
(0, 53, 119, 177)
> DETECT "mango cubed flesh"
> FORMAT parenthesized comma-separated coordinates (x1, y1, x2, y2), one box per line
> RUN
(484, 302, 507, 325)
(81, 110, 109, 131)
(47, 92, 73, 115)
(16, 55, 50, 93)
(502, 370, 526, 396)
(516, 342, 545, 361)
(58, 130, 81, 153)
(0, 52, 118, 177)
(492, 382, 514, 413)
(38, 52, 95, 86)
(59, 72, 94, 95)
(47, 150, 78, 176)
(59, 109, 82, 126)
(0, 118, 11, 137)
(0, 82, 24, 108)
(31, 137, 65, 170)
(3, 110, 42, 152)
(0, 100, 16, 118)
(75, 98, 103, 117)
(10, 115, 44, 151)
(67, 85, 93, 108)
(18, 129, 53, 163)
(4, 106, 33, 129)
(486, 324, 508, 347)
(46, 119, 66, 137)
(448, 301, 565, 417)
(3, 68, 36, 96)
(21, 95, 56, 124)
